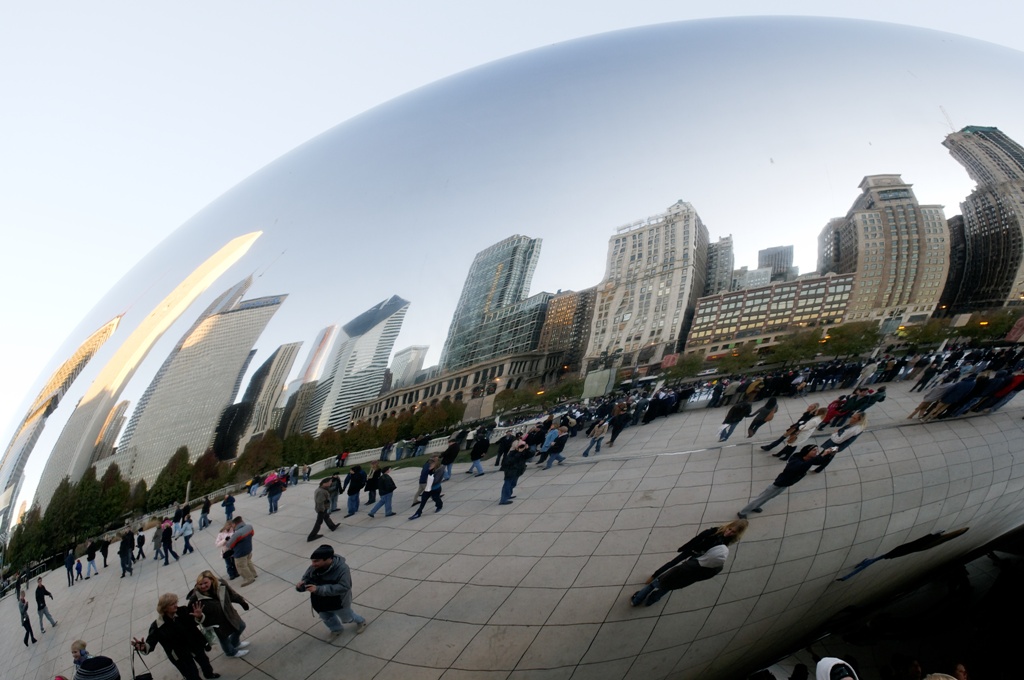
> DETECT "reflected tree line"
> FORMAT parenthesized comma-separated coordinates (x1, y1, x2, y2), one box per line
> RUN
(5, 399, 468, 573)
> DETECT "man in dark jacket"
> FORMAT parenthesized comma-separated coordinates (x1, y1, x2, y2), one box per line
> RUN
(35, 577, 57, 632)
(342, 466, 366, 517)
(719, 401, 751, 442)
(500, 439, 530, 505)
(494, 432, 516, 467)
(296, 544, 367, 637)
(367, 468, 397, 517)
(737, 445, 828, 518)
(440, 439, 460, 481)
(118, 531, 134, 578)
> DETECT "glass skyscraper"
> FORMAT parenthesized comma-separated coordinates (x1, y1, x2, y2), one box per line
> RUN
(439, 235, 542, 372)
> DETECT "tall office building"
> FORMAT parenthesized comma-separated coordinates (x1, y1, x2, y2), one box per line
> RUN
(704, 236, 734, 296)
(440, 235, 541, 372)
(236, 342, 302, 451)
(0, 317, 119, 537)
(389, 346, 429, 389)
(92, 400, 129, 462)
(34, 232, 260, 511)
(304, 296, 410, 435)
(731, 266, 773, 291)
(943, 125, 1024, 309)
(585, 200, 709, 368)
(114, 293, 286, 485)
(758, 245, 795, 282)
(536, 288, 596, 372)
(817, 174, 949, 332)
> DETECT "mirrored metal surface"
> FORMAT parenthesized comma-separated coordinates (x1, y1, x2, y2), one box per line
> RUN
(6, 16, 1024, 678)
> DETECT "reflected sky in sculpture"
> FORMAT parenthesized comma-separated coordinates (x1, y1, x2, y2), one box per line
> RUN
(9, 17, 1024, 510)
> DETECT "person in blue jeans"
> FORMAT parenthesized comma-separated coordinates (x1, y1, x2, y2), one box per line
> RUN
(221, 494, 235, 521)
(543, 427, 570, 469)
(343, 466, 366, 517)
(296, 544, 368, 636)
(265, 475, 286, 514)
(718, 402, 751, 442)
(367, 468, 397, 517)
(582, 419, 608, 457)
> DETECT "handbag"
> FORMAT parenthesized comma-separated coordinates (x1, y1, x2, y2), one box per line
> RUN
(131, 648, 153, 680)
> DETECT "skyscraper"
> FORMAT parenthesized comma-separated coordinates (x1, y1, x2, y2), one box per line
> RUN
(0, 317, 119, 538)
(440, 235, 541, 372)
(389, 345, 429, 389)
(114, 293, 286, 485)
(758, 245, 795, 282)
(237, 342, 302, 451)
(536, 288, 597, 373)
(33, 232, 260, 510)
(817, 175, 949, 332)
(304, 296, 410, 435)
(585, 200, 709, 369)
(943, 125, 1024, 310)
(704, 236, 734, 295)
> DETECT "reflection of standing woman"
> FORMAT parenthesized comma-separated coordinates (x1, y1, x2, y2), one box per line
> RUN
(132, 593, 217, 680)
(631, 520, 747, 607)
(747, 397, 778, 437)
(19, 591, 37, 646)
(215, 522, 239, 580)
(187, 570, 250, 658)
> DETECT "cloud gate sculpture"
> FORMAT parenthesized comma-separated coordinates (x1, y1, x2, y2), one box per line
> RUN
(6, 16, 1024, 679)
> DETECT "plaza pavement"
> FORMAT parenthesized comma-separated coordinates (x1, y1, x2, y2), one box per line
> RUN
(8, 379, 1023, 680)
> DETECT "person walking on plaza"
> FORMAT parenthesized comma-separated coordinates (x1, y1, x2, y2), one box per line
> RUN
(630, 520, 746, 607)
(118, 531, 135, 578)
(296, 544, 367, 637)
(494, 431, 516, 467)
(161, 520, 180, 566)
(199, 497, 212, 530)
(543, 426, 570, 469)
(342, 465, 367, 518)
(760, 403, 820, 452)
(187, 570, 250, 658)
(265, 474, 286, 514)
(366, 461, 382, 504)
(738, 444, 828, 518)
(719, 401, 751, 442)
(582, 418, 608, 457)
(229, 516, 257, 586)
(35, 577, 58, 632)
(134, 528, 146, 561)
(367, 467, 397, 517)
(410, 458, 444, 519)
(216, 521, 239, 580)
(308, 478, 340, 541)
(152, 523, 165, 562)
(811, 413, 866, 474)
(75, 558, 84, 581)
(747, 397, 778, 437)
(499, 439, 531, 505)
(221, 493, 235, 521)
(466, 433, 489, 476)
(770, 408, 827, 461)
(84, 541, 100, 578)
(99, 538, 109, 568)
(440, 438, 460, 481)
(65, 549, 76, 587)
(181, 516, 196, 555)
(19, 590, 38, 645)
(132, 593, 219, 680)
(328, 473, 342, 513)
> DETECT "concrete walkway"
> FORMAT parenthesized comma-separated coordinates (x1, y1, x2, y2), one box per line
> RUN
(10, 380, 1023, 680)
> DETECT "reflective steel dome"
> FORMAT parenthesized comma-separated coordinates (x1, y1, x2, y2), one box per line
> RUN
(8, 16, 1024, 679)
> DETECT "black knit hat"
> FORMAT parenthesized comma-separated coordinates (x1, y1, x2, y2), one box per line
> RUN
(310, 544, 334, 560)
(75, 656, 120, 680)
